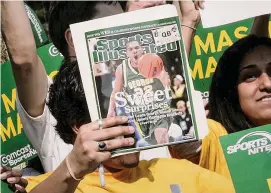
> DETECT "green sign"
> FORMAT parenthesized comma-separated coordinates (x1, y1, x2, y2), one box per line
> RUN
(220, 124, 271, 193)
(24, 4, 49, 48)
(0, 180, 13, 193)
(189, 18, 271, 100)
(1, 43, 63, 169)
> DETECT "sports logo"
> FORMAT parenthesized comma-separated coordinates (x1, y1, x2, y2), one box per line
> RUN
(0, 145, 37, 166)
(227, 131, 271, 155)
(49, 45, 62, 57)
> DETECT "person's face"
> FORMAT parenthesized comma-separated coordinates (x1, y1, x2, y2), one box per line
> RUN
(103, 152, 140, 170)
(174, 78, 181, 86)
(237, 45, 271, 126)
(177, 103, 186, 113)
(126, 41, 144, 65)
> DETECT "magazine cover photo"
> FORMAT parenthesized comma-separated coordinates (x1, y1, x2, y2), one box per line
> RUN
(85, 22, 198, 153)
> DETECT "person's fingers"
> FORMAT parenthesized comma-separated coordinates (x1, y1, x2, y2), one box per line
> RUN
(96, 137, 135, 151)
(194, 0, 205, 10)
(14, 183, 27, 193)
(194, 1, 200, 10)
(0, 168, 22, 180)
(0, 170, 12, 180)
(198, 0, 205, 9)
(100, 116, 129, 128)
(95, 152, 112, 163)
(156, 0, 166, 6)
(89, 116, 128, 130)
(0, 166, 11, 174)
(7, 176, 28, 187)
(11, 169, 23, 177)
(92, 126, 134, 141)
(203, 100, 209, 116)
(205, 110, 209, 117)
(203, 99, 209, 108)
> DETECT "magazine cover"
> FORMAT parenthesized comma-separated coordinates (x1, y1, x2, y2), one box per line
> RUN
(71, 5, 207, 156)
(220, 124, 271, 193)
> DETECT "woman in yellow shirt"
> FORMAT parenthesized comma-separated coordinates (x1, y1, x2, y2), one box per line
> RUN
(170, 14, 271, 179)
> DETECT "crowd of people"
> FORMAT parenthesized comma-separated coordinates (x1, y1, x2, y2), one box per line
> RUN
(1, 0, 270, 193)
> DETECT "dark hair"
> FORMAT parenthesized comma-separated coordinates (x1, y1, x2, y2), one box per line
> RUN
(47, 60, 91, 144)
(48, 1, 118, 57)
(209, 35, 271, 133)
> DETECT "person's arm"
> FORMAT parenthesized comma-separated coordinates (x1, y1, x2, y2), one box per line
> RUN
(28, 117, 135, 193)
(107, 65, 123, 117)
(1, 1, 47, 117)
(157, 68, 170, 88)
(179, 1, 203, 57)
(250, 14, 270, 37)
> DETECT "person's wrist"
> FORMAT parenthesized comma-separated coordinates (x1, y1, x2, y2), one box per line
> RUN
(66, 152, 85, 180)
(181, 19, 199, 29)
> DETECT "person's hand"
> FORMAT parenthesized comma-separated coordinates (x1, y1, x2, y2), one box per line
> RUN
(0, 166, 28, 193)
(179, 0, 204, 26)
(67, 116, 135, 179)
(194, 0, 205, 11)
(203, 99, 209, 117)
(168, 140, 202, 164)
(126, 0, 166, 12)
(107, 108, 116, 118)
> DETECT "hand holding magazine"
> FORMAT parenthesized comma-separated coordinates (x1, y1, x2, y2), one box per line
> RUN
(70, 5, 208, 156)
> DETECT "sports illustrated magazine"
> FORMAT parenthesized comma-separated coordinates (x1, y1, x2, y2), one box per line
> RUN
(71, 5, 208, 156)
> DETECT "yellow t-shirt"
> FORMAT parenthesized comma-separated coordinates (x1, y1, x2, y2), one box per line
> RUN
(26, 158, 234, 193)
(200, 119, 231, 179)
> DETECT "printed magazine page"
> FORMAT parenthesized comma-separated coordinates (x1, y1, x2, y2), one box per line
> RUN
(71, 5, 207, 156)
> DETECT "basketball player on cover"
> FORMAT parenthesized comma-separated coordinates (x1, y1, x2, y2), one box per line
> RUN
(107, 40, 172, 146)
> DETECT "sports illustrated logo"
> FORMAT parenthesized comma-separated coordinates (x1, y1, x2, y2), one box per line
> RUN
(227, 131, 271, 155)
(0, 144, 37, 167)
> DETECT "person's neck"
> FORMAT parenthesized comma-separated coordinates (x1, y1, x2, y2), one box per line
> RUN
(93, 164, 125, 173)
(104, 165, 123, 173)
(131, 61, 138, 68)
(250, 119, 271, 128)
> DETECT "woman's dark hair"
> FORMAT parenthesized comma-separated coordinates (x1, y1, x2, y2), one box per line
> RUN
(47, 60, 91, 144)
(209, 35, 271, 133)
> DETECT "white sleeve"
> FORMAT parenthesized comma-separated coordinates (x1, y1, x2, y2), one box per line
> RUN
(16, 77, 54, 154)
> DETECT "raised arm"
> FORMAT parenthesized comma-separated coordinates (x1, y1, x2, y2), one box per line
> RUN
(1, 1, 48, 117)
(250, 14, 270, 37)
(179, 0, 202, 57)
(107, 64, 123, 117)
(28, 117, 135, 193)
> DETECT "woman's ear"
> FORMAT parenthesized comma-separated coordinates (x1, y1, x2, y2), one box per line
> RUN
(72, 125, 80, 135)
(65, 28, 74, 50)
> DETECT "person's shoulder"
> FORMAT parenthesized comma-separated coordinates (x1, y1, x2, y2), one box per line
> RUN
(207, 119, 228, 138)
(116, 62, 123, 73)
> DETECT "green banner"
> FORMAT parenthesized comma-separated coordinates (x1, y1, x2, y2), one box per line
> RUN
(0, 181, 13, 193)
(220, 124, 271, 193)
(1, 43, 63, 169)
(189, 18, 271, 100)
(24, 4, 49, 48)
